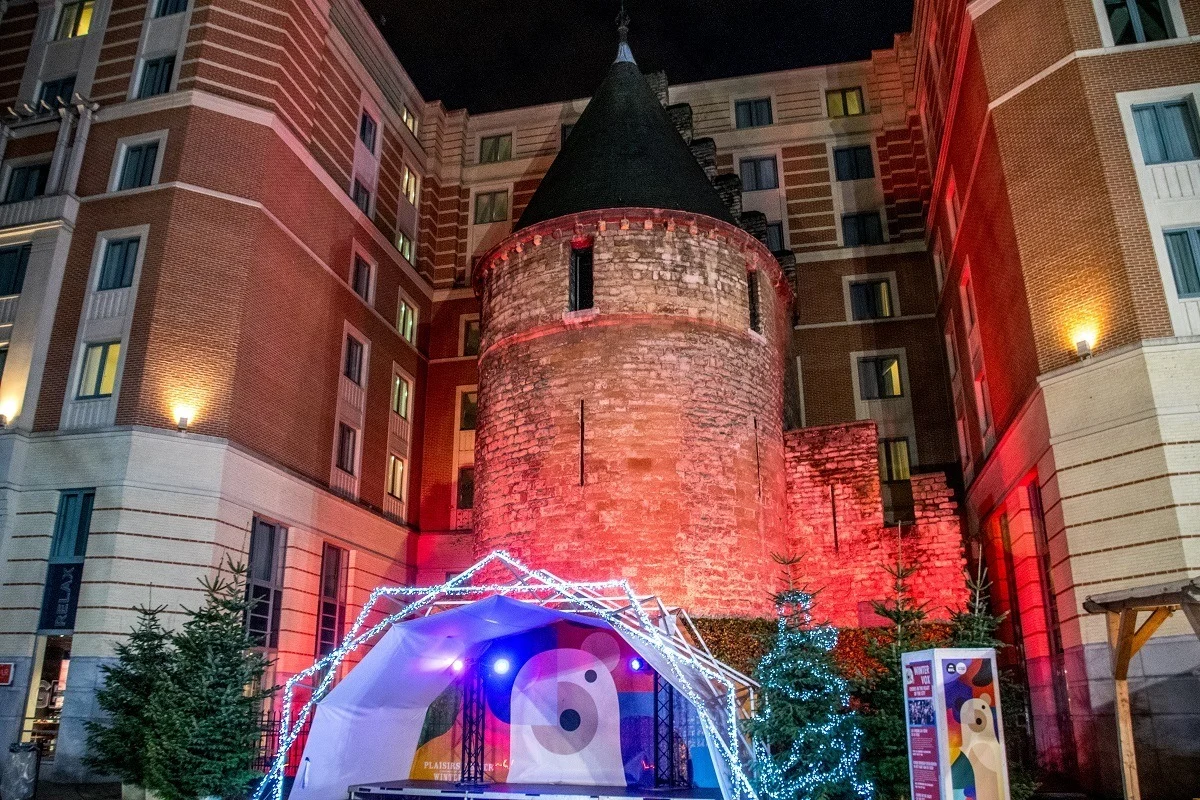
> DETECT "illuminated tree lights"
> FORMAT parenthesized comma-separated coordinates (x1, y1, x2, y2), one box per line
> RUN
(748, 589, 873, 800)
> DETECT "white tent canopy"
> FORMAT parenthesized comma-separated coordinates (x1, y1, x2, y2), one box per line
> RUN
(257, 553, 758, 800)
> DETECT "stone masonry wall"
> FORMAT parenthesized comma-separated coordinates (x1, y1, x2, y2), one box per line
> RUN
(784, 421, 966, 627)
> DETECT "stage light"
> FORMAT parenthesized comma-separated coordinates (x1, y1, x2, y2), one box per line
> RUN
(451, 659, 465, 673)
(492, 657, 511, 675)
(629, 657, 643, 671)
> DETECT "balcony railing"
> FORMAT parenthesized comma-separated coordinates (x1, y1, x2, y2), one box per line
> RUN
(1147, 159, 1200, 201)
(0, 193, 78, 230)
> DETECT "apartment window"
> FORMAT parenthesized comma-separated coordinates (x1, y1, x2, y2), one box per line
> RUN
(343, 335, 364, 385)
(55, 0, 93, 39)
(155, 0, 188, 16)
(569, 242, 594, 312)
(97, 238, 139, 291)
(1104, 0, 1174, 44)
(842, 211, 884, 246)
(1165, 228, 1200, 297)
(351, 179, 372, 214)
(38, 489, 95, 631)
(765, 222, 784, 253)
(316, 543, 347, 659)
(960, 276, 978, 331)
(747, 270, 762, 333)
(734, 97, 773, 129)
(460, 391, 478, 431)
(397, 296, 417, 344)
(401, 165, 419, 205)
(945, 322, 959, 378)
(351, 255, 372, 302)
(974, 373, 993, 435)
(391, 374, 411, 418)
(561, 124, 574, 147)
(456, 465, 475, 510)
(479, 134, 513, 164)
(740, 156, 779, 191)
(879, 438, 911, 482)
(37, 75, 76, 107)
(827, 87, 865, 117)
(849, 279, 893, 320)
(858, 356, 902, 399)
(77, 342, 121, 399)
(4, 162, 50, 204)
(474, 190, 509, 224)
(0, 346, 7, 388)
(116, 142, 159, 190)
(358, 111, 378, 153)
(386, 454, 406, 500)
(401, 104, 418, 136)
(461, 317, 481, 356)
(335, 423, 357, 475)
(1133, 100, 1200, 164)
(396, 230, 414, 262)
(834, 145, 875, 180)
(137, 55, 175, 99)
(0, 243, 31, 296)
(245, 517, 286, 649)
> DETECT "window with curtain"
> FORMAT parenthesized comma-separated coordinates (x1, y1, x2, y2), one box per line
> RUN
(826, 87, 865, 117)
(55, 0, 93, 39)
(1165, 228, 1200, 298)
(842, 211, 884, 246)
(734, 98, 773, 129)
(343, 335, 364, 385)
(335, 423, 357, 475)
(765, 222, 784, 253)
(858, 356, 903, 399)
(479, 134, 513, 164)
(397, 295, 417, 343)
(316, 543, 347, 658)
(739, 156, 778, 191)
(351, 256, 371, 302)
(117, 142, 159, 190)
(4, 163, 50, 204)
(391, 374, 411, 418)
(77, 342, 121, 398)
(245, 517, 286, 649)
(358, 111, 377, 153)
(474, 190, 509, 224)
(137, 55, 175, 99)
(1133, 100, 1200, 164)
(834, 145, 875, 180)
(1104, 0, 1174, 44)
(849, 279, 894, 320)
(97, 238, 139, 291)
(386, 454, 406, 500)
(879, 438, 911, 482)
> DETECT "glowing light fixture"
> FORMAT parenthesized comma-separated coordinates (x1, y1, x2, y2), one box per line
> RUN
(492, 657, 511, 675)
(1073, 329, 1096, 361)
(451, 658, 465, 673)
(629, 657, 643, 671)
(173, 403, 196, 431)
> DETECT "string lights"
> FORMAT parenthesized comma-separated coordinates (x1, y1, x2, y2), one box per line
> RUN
(252, 551, 760, 800)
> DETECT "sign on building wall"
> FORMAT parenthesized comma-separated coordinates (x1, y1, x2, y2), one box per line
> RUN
(38, 561, 84, 632)
(0, 662, 13, 686)
(902, 648, 1010, 800)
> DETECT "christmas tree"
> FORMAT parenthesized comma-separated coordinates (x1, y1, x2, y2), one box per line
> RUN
(748, 554, 873, 800)
(144, 558, 273, 800)
(85, 604, 172, 786)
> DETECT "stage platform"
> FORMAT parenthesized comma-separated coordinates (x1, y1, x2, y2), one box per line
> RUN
(349, 780, 721, 800)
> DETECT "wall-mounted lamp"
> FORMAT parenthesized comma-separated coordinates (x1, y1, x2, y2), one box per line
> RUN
(1072, 328, 1096, 362)
(1075, 338, 1092, 361)
(173, 404, 196, 432)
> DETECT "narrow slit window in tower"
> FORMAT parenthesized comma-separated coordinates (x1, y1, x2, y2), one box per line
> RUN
(569, 241, 594, 311)
(747, 270, 762, 333)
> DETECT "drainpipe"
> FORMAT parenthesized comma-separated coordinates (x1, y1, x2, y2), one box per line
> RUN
(62, 102, 95, 196)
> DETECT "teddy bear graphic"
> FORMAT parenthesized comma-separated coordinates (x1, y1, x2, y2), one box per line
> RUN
(959, 694, 1005, 800)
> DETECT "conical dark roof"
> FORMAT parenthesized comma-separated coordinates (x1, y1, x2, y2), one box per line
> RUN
(514, 58, 736, 230)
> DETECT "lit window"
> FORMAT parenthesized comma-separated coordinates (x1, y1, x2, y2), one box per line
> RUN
(335, 423, 357, 475)
(343, 335, 364, 385)
(879, 437, 911, 481)
(351, 179, 372, 214)
(401, 165, 419, 205)
(77, 341, 121, 399)
(386, 454, 406, 499)
(37, 75, 76, 107)
(740, 156, 778, 191)
(3, 162, 50, 204)
(479, 133, 513, 164)
(849, 279, 893, 320)
(55, 0, 93, 39)
(474, 190, 509, 224)
(391, 374, 411, 418)
(0, 243, 31, 296)
(396, 230, 414, 262)
(456, 465, 475, 509)
(97, 238, 139, 291)
(858, 356, 902, 400)
(155, 0, 188, 16)
(826, 87, 865, 118)
(1133, 100, 1200, 165)
(1104, 0, 1174, 44)
(358, 111, 377, 153)
(117, 141, 159, 190)
(461, 317, 481, 356)
(137, 55, 175, 99)
(351, 255, 371, 302)
(397, 296, 417, 344)
(569, 242, 593, 312)
(245, 517, 286, 648)
(401, 104, 418, 136)
(765, 222, 784, 253)
(747, 270, 762, 333)
(842, 212, 884, 246)
(316, 543, 346, 658)
(734, 97, 773, 129)
(1165, 227, 1200, 297)
(834, 145, 875, 181)
(459, 391, 477, 431)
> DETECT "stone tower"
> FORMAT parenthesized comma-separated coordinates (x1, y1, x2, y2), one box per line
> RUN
(473, 26, 790, 617)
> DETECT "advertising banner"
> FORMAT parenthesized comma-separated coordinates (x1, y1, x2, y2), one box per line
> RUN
(902, 648, 1010, 800)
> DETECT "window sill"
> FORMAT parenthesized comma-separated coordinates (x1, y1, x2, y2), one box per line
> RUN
(748, 329, 768, 345)
(563, 307, 600, 325)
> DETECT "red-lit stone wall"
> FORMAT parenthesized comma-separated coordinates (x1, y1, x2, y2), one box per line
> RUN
(474, 210, 791, 617)
(784, 421, 966, 627)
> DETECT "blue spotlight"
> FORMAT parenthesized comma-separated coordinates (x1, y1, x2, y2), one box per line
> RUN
(630, 657, 643, 671)
(492, 657, 511, 675)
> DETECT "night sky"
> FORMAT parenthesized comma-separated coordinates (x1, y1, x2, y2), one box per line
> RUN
(361, 0, 915, 114)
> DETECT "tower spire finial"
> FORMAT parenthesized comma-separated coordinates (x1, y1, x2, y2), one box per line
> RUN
(615, 1, 636, 64)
